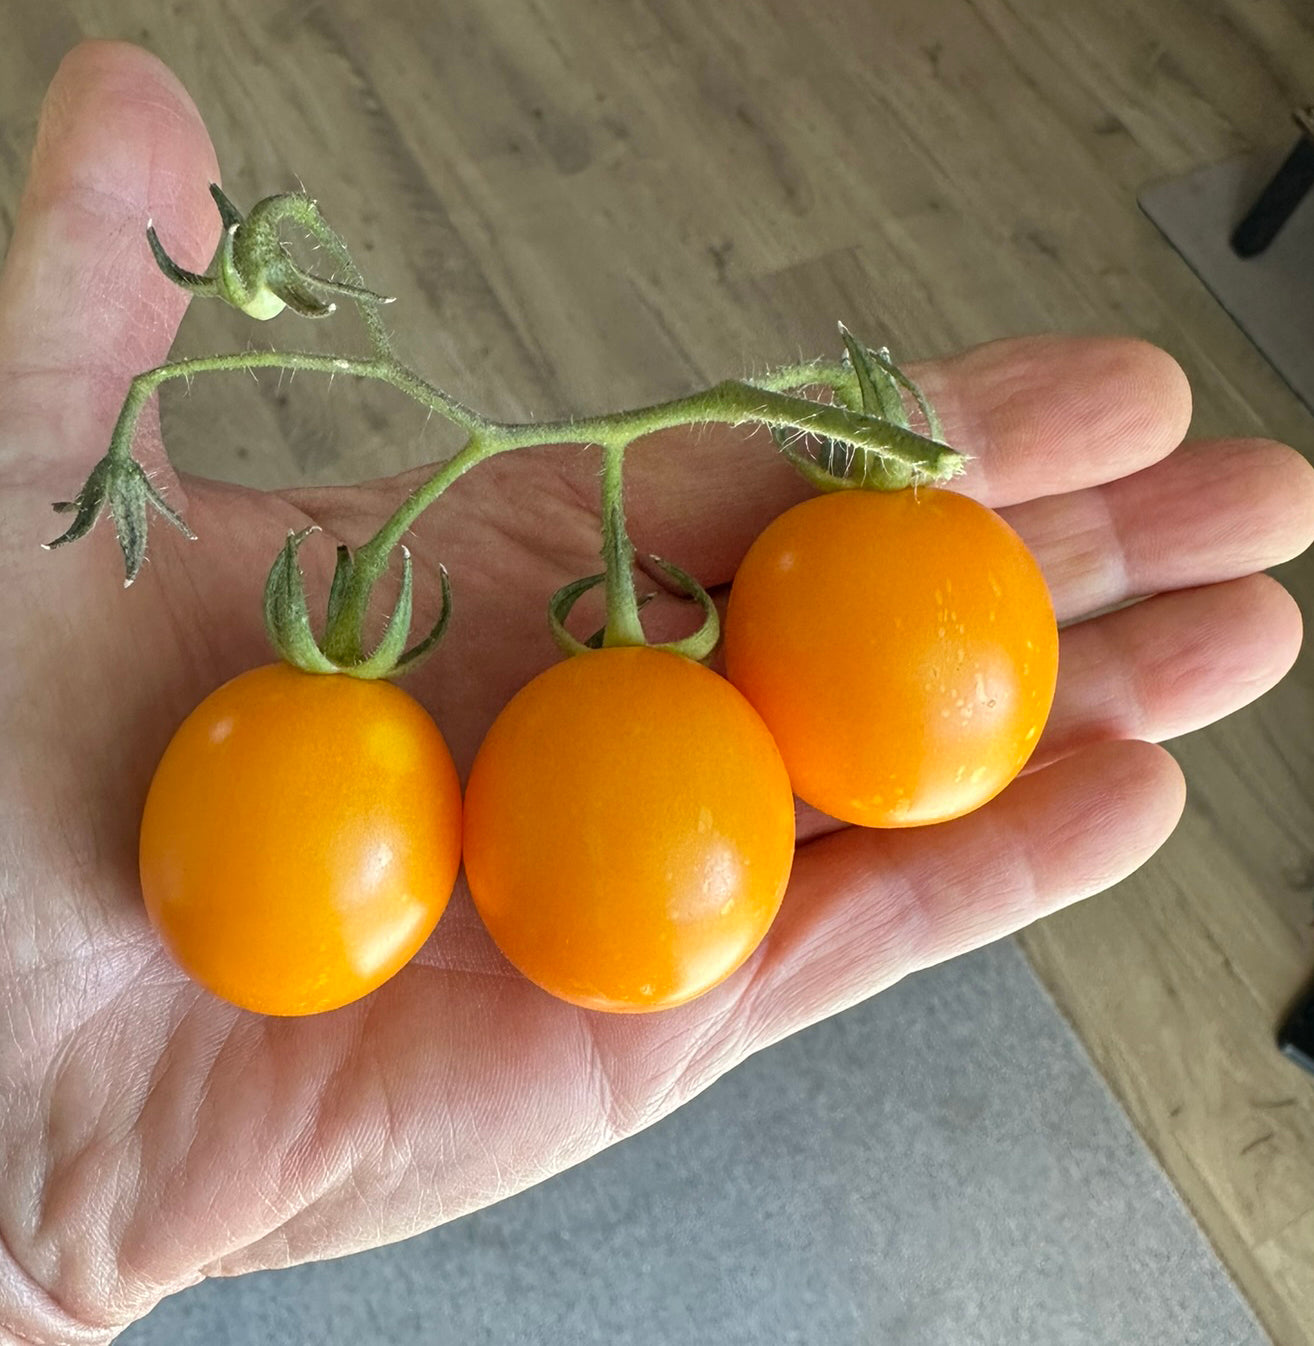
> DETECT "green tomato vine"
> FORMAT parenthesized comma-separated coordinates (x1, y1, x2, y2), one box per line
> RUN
(45, 185, 967, 679)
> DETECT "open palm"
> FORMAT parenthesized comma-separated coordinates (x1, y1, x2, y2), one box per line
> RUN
(2, 43, 1312, 1345)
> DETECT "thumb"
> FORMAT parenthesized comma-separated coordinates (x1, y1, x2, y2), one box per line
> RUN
(0, 41, 220, 475)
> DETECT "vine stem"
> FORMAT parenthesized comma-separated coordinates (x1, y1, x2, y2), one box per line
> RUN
(109, 350, 959, 559)
(99, 349, 962, 661)
(49, 184, 977, 676)
(742, 358, 849, 393)
(105, 349, 485, 469)
(70, 184, 967, 673)
(280, 197, 394, 359)
(357, 380, 959, 553)
(336, 376, 957, 620)
(599, 441, 645, 646)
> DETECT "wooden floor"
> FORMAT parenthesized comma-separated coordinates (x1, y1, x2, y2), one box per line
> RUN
(3, 0, 1314, 1339)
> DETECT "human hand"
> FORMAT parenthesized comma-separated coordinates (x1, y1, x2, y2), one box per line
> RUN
(2, 41, 1311, 1345)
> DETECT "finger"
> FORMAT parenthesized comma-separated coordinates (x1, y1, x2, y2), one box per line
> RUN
(919, 335, 1193, 505)
(1034, 574, 1302, 767)
(0, 41, 219, 473)
(728, 739, 1184, 1051)
(1001, 438, 1314, 623)
(613, 335, 1191, 586)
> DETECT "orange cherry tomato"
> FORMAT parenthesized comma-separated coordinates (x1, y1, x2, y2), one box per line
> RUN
(139, 663, 462, 1015)
(462, 647, 795, 1012)
(724, 488, 1059, 828)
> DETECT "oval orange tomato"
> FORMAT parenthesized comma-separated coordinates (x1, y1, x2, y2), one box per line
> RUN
(462, 646, 795, 1012)
(139, 663, 462, 1015)
(724, 488, 1059, 827)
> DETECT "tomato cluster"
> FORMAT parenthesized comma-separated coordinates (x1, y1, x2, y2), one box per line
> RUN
(139, 488, 1057, 1017)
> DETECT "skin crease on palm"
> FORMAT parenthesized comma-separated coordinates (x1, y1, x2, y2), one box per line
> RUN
(1, 40, 1312, 1345)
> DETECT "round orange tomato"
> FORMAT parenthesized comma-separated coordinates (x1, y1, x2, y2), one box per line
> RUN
(462, 647, 795, 1012)
(139, 663, 462, 1015)
(724, 488, 1058, 827)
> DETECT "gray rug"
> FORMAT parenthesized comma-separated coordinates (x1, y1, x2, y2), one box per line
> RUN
(119, 939, 1264, 1345)
(1141, 143, 1314, 412)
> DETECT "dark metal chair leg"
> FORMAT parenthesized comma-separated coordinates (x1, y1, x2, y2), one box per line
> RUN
(1230, 107, 1314, 258)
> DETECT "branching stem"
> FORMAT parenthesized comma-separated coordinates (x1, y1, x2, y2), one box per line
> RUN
(52, 187, 965, 675)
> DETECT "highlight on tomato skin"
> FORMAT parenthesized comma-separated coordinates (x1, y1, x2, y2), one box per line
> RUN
(138, 663, 463, 1016)
(723, 487, 1060, 829)
(461, 646, 797, 1013)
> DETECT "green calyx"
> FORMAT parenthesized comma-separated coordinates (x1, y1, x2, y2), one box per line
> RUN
(47, 181, 971, 679)
(263, 528, 451, 679)
(766, 323, 958, 494)
(542, 441, 719, 663)
(548, 557, 719, 663)
(43, 451, 195, 584)
(148, 185, 394, 321)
